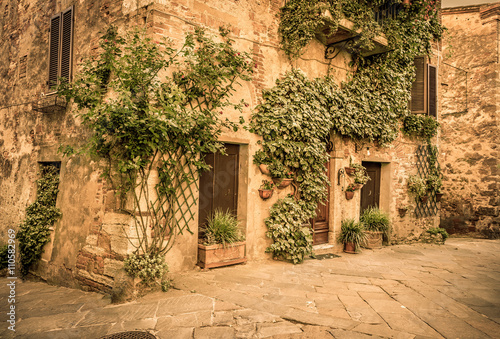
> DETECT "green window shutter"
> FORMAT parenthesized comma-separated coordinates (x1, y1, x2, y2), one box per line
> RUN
(60, 6, 73, 84)
(48, 14, 61, 89)
(428, 64, 437, 118)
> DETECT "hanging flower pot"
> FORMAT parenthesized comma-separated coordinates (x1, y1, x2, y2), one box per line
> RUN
(420, 195, 429, 203)
(345, 190, 354, 200)
(435, 192, 444, 202)
(398, 207, 408, 218)
(345, 167, 355, 176)
(258, 189, 273, 200)
(272, 177, 293, 189)
(258, 164, 270, 175)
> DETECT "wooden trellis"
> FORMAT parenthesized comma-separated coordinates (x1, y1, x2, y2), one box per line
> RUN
(414, 145, 440, 218)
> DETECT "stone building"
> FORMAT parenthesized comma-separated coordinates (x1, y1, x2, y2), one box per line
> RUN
(1, 0, 442, 292)
(440, 3, 499, 236)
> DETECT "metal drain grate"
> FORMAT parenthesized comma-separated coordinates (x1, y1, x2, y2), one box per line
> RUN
(99, 331, 157, 339)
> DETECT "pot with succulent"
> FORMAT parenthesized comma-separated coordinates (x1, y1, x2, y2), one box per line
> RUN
(198, 209, 246, 269)
(345, 183, 356, 200)
(360, 206, 391, 249)
(259, 180, 275, 200)
(337, 218, 367, 254)
(407, 175, 428, 203)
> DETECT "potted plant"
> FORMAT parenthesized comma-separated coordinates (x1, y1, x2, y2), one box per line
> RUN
(198, 209, 246, 269)
(407, 175, 427, 202)
(272, 170, 294, 189)
(435, 191, 444, 202)
(337, 218, 367, 253)
(352, 163, 370, 188)
(259, 180, 275, 200)
(345, 183, 356, 200)
(253, 150, 271, 175)
(426, 174, 442, 192)
(360, 206, 391, 248)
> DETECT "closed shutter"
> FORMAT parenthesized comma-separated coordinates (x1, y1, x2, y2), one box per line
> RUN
(48, 14, 61, 89)
(411, 56, 426, 113)
(428, 64, 437, 118)
(60, 6, 73, 84)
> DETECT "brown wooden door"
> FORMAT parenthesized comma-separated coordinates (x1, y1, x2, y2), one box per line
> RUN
(198, 144, 239, 228)
(311, 161, 330, 245)
(360, 162, 381, 214)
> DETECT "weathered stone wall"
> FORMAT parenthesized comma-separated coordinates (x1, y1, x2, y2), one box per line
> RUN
(440, 4, 499, 236)
(1, 0, 441, 292)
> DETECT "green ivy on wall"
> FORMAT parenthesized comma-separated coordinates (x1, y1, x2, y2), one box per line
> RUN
(255, 0, 444, 261)
(17, 166, 61, 276)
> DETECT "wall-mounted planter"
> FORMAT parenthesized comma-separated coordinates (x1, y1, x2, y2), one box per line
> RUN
(345, 191, 354, 200)
(258, 189, 273, 200)
(420, 195, 429, 203)
(197, 241, 246, 269)
(258, 164, 270, 175)
(345, 167, 355, 176)
(272, 178, 293, 189)
(435, 192, 444, 202)
(398, 208, 408, 218)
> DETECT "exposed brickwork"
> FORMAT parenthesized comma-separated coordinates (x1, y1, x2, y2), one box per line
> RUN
(440, 3, 499, 235)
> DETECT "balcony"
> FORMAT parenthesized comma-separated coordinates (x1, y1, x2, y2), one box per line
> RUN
(32, 94, 67, 114)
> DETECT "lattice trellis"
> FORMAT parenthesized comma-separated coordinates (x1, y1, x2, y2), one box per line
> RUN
(414, 145, 440, 218)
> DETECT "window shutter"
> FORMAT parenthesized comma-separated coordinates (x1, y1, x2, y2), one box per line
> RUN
(428, 64, 437, 118)
(48, 14, 61, 89)
(411, 56, 426, 113)
(60, 6, 73, 84)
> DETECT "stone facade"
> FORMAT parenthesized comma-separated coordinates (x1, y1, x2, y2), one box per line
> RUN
(1, 0, 441, 292)
(439, 3, 499, 236)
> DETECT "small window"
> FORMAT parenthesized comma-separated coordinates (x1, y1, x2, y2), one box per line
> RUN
(410, 56, 437, 118)
(49, 6, 74, 89)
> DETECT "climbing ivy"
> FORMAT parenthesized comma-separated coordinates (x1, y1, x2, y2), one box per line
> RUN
(58, 26, 253, 281)
(17, 166, 61, 276)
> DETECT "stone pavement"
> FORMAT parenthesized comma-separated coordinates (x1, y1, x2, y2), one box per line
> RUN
(1, 238, 500, 338)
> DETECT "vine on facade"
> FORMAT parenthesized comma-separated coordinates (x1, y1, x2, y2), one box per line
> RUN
(58, 26, 253, 284)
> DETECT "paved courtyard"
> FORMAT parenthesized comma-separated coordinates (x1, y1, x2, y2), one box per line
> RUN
(1, 237, 500, 338)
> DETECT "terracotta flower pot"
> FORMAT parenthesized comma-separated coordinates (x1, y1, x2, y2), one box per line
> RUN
(343, 242, 357, 254)
(259, 164, 270, 175)
(345, 167, 355, 176)
(197, 241, 246, 269)
(345, 191, 354, 200)
(272, 177, 293, 189)
(435, 192, 444, 202)
(398, 208, 407, 218)
(420, 195, 429, 203)
(258, 189, 273, 200)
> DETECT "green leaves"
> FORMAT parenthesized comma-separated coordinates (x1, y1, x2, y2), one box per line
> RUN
(17, 166, 61, 276)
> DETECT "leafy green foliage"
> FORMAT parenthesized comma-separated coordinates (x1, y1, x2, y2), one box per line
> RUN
(0, 245, 8, 269)
(58, 26, 252, 273)
(124, 253, 169, 286)
(426, 227, 449, 241)
(201, 209, 243, 246)
(265, 197, 314, 264)
(402, 114, 439, 140)
(407, 175, 427, 200)
(337, 219, 367, 251)
(17, 166, 61, 276)
(360, 206, 391, 243)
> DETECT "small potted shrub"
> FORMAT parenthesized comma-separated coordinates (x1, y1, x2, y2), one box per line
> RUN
(254, 150, 271, 175)
(360, 206, 391, 248)
(259, 180, 275, 200)
(337, 218, 367, 253)
(345, 183, 356, 200)
(407, 175, 427, 202)
(198, 209, 246, 269)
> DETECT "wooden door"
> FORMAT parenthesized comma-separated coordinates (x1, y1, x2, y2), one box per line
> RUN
(360, 162, 381, 214)
(311, 161, 330, 245)
(198, 144, 239, 228)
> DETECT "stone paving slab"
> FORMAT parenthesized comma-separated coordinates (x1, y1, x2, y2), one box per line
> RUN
(1, 238, 499, 338)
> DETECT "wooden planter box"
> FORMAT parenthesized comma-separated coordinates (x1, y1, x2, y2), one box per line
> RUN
(364, 231, 383, 249)
(197, 241, 246, 269)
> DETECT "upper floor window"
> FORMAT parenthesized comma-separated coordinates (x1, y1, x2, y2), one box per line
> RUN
(411, 56, 437, 118)
(49, 6, 74, 89)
